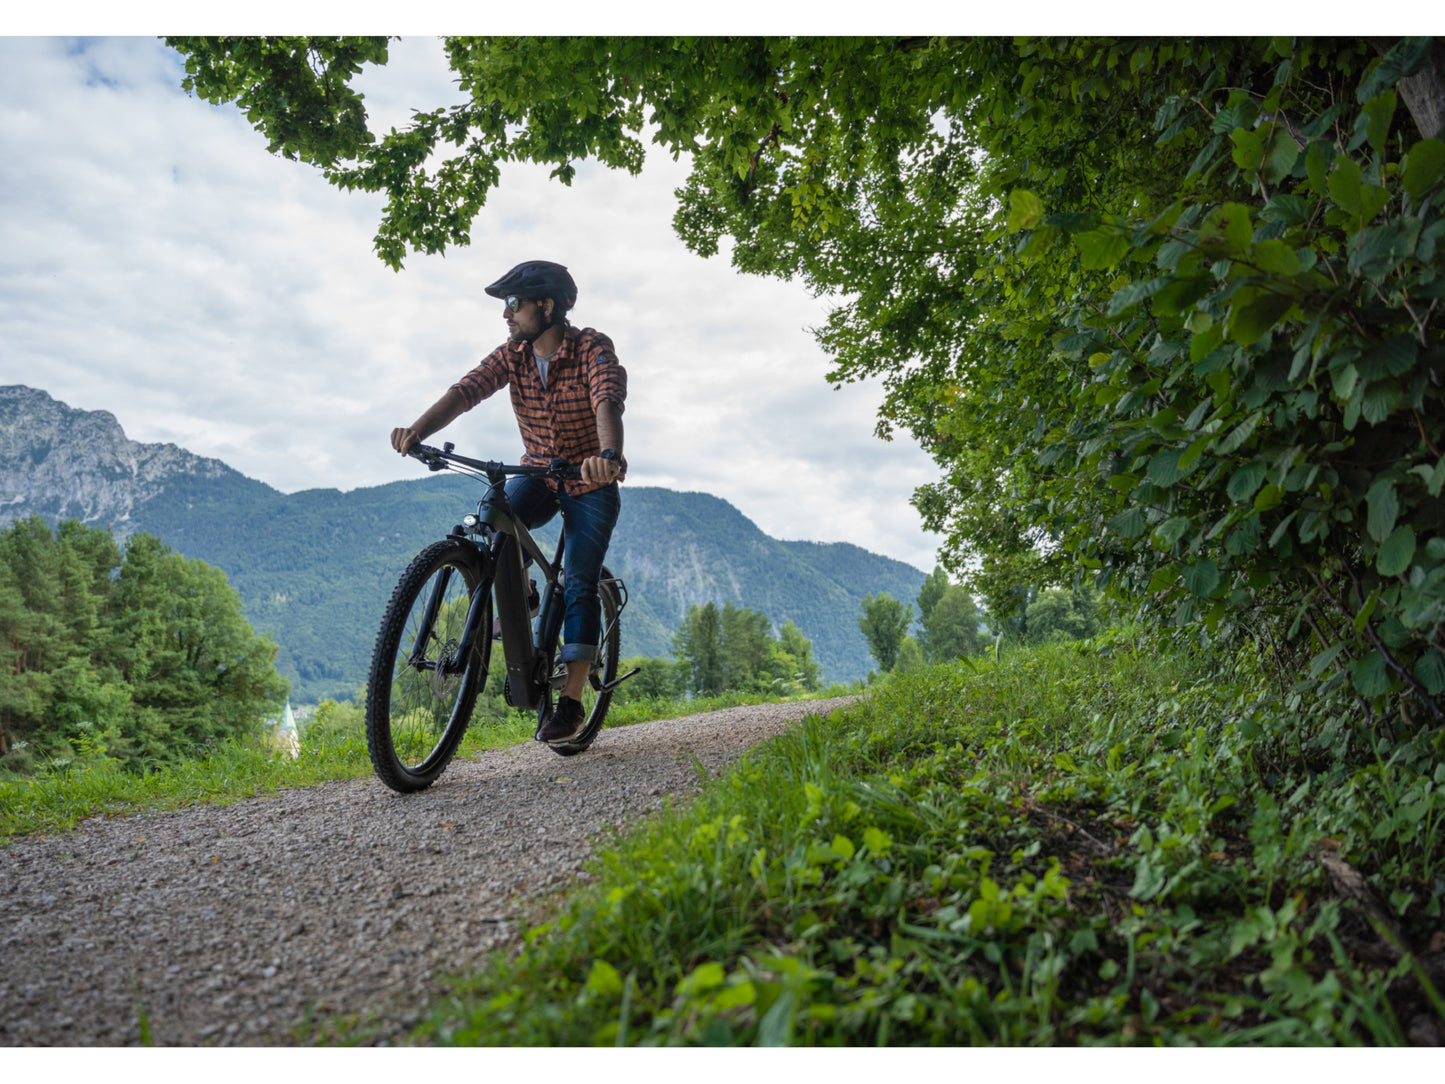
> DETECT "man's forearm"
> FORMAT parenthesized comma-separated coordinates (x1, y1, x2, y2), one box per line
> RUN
(596, 400, 624, 457)
(391, 387, 468, 453)
(409, 388, 468, 440)
(577, 400, 626, 487)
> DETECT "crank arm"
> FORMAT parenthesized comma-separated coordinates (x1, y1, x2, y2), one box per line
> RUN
(598, 666, 641, 693)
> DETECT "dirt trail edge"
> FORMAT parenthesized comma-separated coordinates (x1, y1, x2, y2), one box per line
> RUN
(0, 697, 859, 1046)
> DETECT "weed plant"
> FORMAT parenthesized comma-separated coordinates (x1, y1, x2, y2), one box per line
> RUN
(418, 630, 1445, 1046)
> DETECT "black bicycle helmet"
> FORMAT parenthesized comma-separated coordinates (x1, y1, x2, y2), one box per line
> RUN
(484, 260, 578, 310)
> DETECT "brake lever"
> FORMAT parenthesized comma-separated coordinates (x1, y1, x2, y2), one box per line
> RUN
(408, 443, 448, 471)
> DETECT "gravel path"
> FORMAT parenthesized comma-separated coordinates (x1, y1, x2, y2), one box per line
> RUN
(0, 697, 858, 1047)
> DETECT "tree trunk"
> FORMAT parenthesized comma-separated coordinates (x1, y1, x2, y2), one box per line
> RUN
(1375, 38, 1445, 139)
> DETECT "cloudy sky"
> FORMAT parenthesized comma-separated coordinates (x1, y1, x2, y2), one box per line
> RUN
(0, 33, 956, 572)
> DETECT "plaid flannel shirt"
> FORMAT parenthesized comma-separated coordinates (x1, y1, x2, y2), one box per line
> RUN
(451, 325, 628, 496)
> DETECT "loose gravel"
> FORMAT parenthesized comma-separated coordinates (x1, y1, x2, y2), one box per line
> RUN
(0, 697, 858, 1047)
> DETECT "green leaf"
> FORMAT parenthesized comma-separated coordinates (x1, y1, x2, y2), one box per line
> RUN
(1229, 289, 1294, 346)
(1360, 90, 1396, 156)
(1218, 412, 1262, 454)
(1153, 516, 1192, 547)
(1007, 188, 1045, 232)
(1108, 507, 1148, 538)
(1263, 130, 1301, 185)
(1352, 592, 1380, 634)
(1366, 477, 1399, 543)
(1107, 277, 1168, 316)
(1147, 449, 1190, 486)
(1309, 641, 1346, 678)
(1361, 382, 1398, 425)
(862, 826, 892, 856)
(1368, 334, 1419, 377)
(1190, 323, 1225, 364)
(1357, 183, 1390, 222)
(1178, 435, 1213, 470)
(831, 833, 856, 860)
(1227, 462, 1267, 502)
(1201, 202, 1254, 255)
(1231, 126, 1265, 171)
(1351, 652, 1389, 698)
(1420, 457, 1445, 498)
(1329, 156, 1365, 214)
(1252, 239, 1301, 276)
(1377, 524, 1416, 576)
(1403, 138, 1445, 200)
(1331, 363, 1360, 400)
(1264, 193, 1311, 225)
(1131, 854, 1167, 900)
(1148, 564, 1179, 593)
(1182, 559, 1221, 597)
(586, 959, 624, 997)
(1153, 274, 1215, 315)
(1076, 227, 1131, 270)
(1254, 484, 1284, 512)
(1416, 649, 1445, 696)
(677, 961, 726, 997)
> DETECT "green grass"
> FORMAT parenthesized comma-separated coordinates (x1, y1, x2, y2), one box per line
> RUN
(0, 685, 855, 841)
(410, 631, 1445, 1046)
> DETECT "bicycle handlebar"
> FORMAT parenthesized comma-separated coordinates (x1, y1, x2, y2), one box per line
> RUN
(408, 442, 583, 481)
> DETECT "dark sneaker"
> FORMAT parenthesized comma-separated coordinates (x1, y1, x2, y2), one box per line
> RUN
(536, 696, 585, 744)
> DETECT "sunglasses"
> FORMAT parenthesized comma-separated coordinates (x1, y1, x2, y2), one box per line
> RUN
(505, 295, 537, 313)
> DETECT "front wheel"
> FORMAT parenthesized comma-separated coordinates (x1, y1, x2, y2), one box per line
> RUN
(541, 573, 621, 757)
(366, 539, 491, 792)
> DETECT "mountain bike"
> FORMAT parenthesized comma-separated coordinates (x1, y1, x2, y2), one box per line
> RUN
(364, 442, 638, 793)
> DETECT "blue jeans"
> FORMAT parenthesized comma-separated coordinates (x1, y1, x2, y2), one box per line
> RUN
(504, 477, 621, 664)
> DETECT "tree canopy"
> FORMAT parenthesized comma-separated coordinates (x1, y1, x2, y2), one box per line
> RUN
(857, 592, 913, 673)
(0, 517, 289, 772)
(167, 36, 1445, 735)
(672, 601, 820, 696)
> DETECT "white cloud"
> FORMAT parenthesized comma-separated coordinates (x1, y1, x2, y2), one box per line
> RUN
(0, 35, 944, 572)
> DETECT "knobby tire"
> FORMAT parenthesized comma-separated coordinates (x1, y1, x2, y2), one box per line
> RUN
(366, 539, 491, 793)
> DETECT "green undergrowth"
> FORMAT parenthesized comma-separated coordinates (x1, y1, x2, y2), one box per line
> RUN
(418, 631, 1445, 1046)
(0, 686, 852, 841)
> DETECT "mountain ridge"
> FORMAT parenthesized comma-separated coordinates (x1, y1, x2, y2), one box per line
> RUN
(0, 385, 928, 700)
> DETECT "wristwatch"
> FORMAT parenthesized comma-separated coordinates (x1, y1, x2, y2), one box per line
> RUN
(599, 449, 620, 463)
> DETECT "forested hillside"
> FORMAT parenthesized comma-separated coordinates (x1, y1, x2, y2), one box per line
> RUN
(1, 387, 925, 702)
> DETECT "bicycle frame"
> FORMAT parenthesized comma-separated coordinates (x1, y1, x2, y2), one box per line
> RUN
(475, 483, 565, 711)
(408, 443, 570, 711)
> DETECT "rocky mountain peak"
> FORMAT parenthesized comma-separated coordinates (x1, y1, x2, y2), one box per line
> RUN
(0, 385, 246, 530)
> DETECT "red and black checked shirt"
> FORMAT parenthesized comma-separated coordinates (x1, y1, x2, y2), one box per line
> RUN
(450, 325, 628, 496)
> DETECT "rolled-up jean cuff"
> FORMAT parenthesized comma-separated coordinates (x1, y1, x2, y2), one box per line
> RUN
(559, 643, 598, 664)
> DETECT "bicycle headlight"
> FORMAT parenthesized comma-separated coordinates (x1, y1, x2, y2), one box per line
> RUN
(462, 513, 481, 531)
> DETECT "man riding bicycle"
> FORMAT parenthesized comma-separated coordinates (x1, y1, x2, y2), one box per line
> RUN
(390, 260, 627, 745)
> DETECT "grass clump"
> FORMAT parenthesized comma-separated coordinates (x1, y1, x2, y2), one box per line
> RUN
(416, 631, 1445, 1046)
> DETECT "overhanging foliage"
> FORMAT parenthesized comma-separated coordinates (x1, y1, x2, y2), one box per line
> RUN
(165, 35, 1445, 737)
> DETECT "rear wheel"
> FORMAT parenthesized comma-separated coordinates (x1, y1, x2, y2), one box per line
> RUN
(541, 572, 621, 757)
(366, 539, 491, 792)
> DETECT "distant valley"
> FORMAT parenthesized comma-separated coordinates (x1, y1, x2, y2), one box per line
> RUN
(0, 386, 928, 702)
